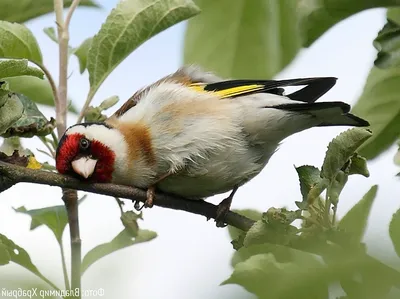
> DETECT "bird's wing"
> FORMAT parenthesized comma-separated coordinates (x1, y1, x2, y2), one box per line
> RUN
(109, 65, 337, 119)
(188, 77, 337, 102)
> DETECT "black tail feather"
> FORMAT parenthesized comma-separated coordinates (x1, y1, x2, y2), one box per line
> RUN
(271, 102, 350, 113)
(271, 102, 369, 127)
(318, 113, 370, 127)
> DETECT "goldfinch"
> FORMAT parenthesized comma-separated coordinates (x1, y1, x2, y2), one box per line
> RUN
(55, 66, 369, 226)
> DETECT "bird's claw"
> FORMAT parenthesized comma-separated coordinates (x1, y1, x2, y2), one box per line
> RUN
(134, 200, 145, 211)
(215, 187, 238, 227)
(133, 186, 156, 211)
(145, 186, 155, 208)
(215, 197, 232, 227)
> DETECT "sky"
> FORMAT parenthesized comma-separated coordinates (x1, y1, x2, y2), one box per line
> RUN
(1, 2, 400, 299)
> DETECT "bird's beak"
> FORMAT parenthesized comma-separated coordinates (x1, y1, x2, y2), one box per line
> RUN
(71, 157, 98, 179)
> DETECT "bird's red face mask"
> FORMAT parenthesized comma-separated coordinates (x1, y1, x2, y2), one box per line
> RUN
(56, 132, 115, 183)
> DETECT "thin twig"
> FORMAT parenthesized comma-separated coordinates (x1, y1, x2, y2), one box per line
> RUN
(64, 0, 81, 29)
(54, 0, 68, 138)
(54, 0, 65, 138)
(33, 62, 60, 109)
(0, 161, 255, 231)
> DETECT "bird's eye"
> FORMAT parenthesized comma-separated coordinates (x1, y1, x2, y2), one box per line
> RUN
(79, 138, 90, 150)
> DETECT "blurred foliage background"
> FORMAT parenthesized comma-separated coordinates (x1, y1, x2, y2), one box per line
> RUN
(0, 0, 400, 299)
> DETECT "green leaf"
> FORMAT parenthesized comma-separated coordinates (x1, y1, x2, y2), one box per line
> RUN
(373, 19, 400, 69)
(0, 242, 11, 265)
(0, 0, 99, 23)
(1, 94, 55, 138)
(294, 165, 329, 208)
(0, 59, 43, 79)
(0, 90, 24, 134)
(243, 219, 298, 248)
(0, 234, 57, 289)
(321, 128, 372, 180)
(87, 0, 200, 98)
(14, 205, 68, 243)
(0, 21, 42, 64)
(231, 242, 320, 269)
(388, 7, 400, 24)
(184, 0, 301, 79)
(389, 208, 400, 257)
(222, 253, 328, 299)
(120, 210, 142, 237)
(43, 27, 58, 44)
(0, 136, 23, 156)
(299, 0, 400, 47)
(84, 95, 119, 122)
(296, 165, 321, 200)
(81, 229, 156, 275)
(327, 170, 348, 206)
(3, 76, 54, 107)
(3, 76, 78, 112)
(338, 185, 378, 243)
(74, 37, 93, 74)
(352, 67, 400, 159)
(228, 209, 262, 242)
(346, 153, 370, 177)
(373, 9, 400, 68)
(395, 146, 400, 165)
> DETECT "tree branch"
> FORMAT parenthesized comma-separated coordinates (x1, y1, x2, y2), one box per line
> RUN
(53, 0, 81, 295)
(0, 161, 255, 231)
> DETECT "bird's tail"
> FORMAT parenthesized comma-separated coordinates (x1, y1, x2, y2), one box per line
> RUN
(273, 101, 369, 127)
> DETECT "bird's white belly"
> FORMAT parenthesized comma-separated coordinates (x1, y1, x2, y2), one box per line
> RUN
(157, 143, 276, 199)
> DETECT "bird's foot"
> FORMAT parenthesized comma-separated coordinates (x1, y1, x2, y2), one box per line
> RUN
(133, 185, 156, 211)
(145, 186, 156, 208)
(215, 196, 233, 227)
(215, 186, 239, 227)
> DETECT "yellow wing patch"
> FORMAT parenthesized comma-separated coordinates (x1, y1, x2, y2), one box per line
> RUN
(189, 83, 265, 98)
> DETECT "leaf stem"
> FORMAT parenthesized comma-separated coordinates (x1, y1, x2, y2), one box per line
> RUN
(325, 184, 331, 227)
(115, 197, 124, 215)
(77, 91, 94, 123)
(332, 205, 337, 226)
(38, 137, 56, 158)
(51, 131, 59, 148)
(59, 239, 71, 290)
(37, 273, 62, 293)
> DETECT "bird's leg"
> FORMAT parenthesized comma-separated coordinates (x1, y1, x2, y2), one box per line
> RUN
(144, 172, 172, 208)
(215, 186, 239, 227)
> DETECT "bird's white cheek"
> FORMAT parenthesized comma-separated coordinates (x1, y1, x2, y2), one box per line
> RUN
(71, 157, 98, 179)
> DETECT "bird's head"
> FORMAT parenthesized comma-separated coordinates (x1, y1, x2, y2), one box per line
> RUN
(56, 123, 125, 183)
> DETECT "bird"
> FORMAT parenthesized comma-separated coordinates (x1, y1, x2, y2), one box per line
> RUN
(55, 65, 369, 226)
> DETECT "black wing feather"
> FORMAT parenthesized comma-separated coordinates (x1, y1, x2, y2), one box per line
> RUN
(203, 77, 337, 102)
